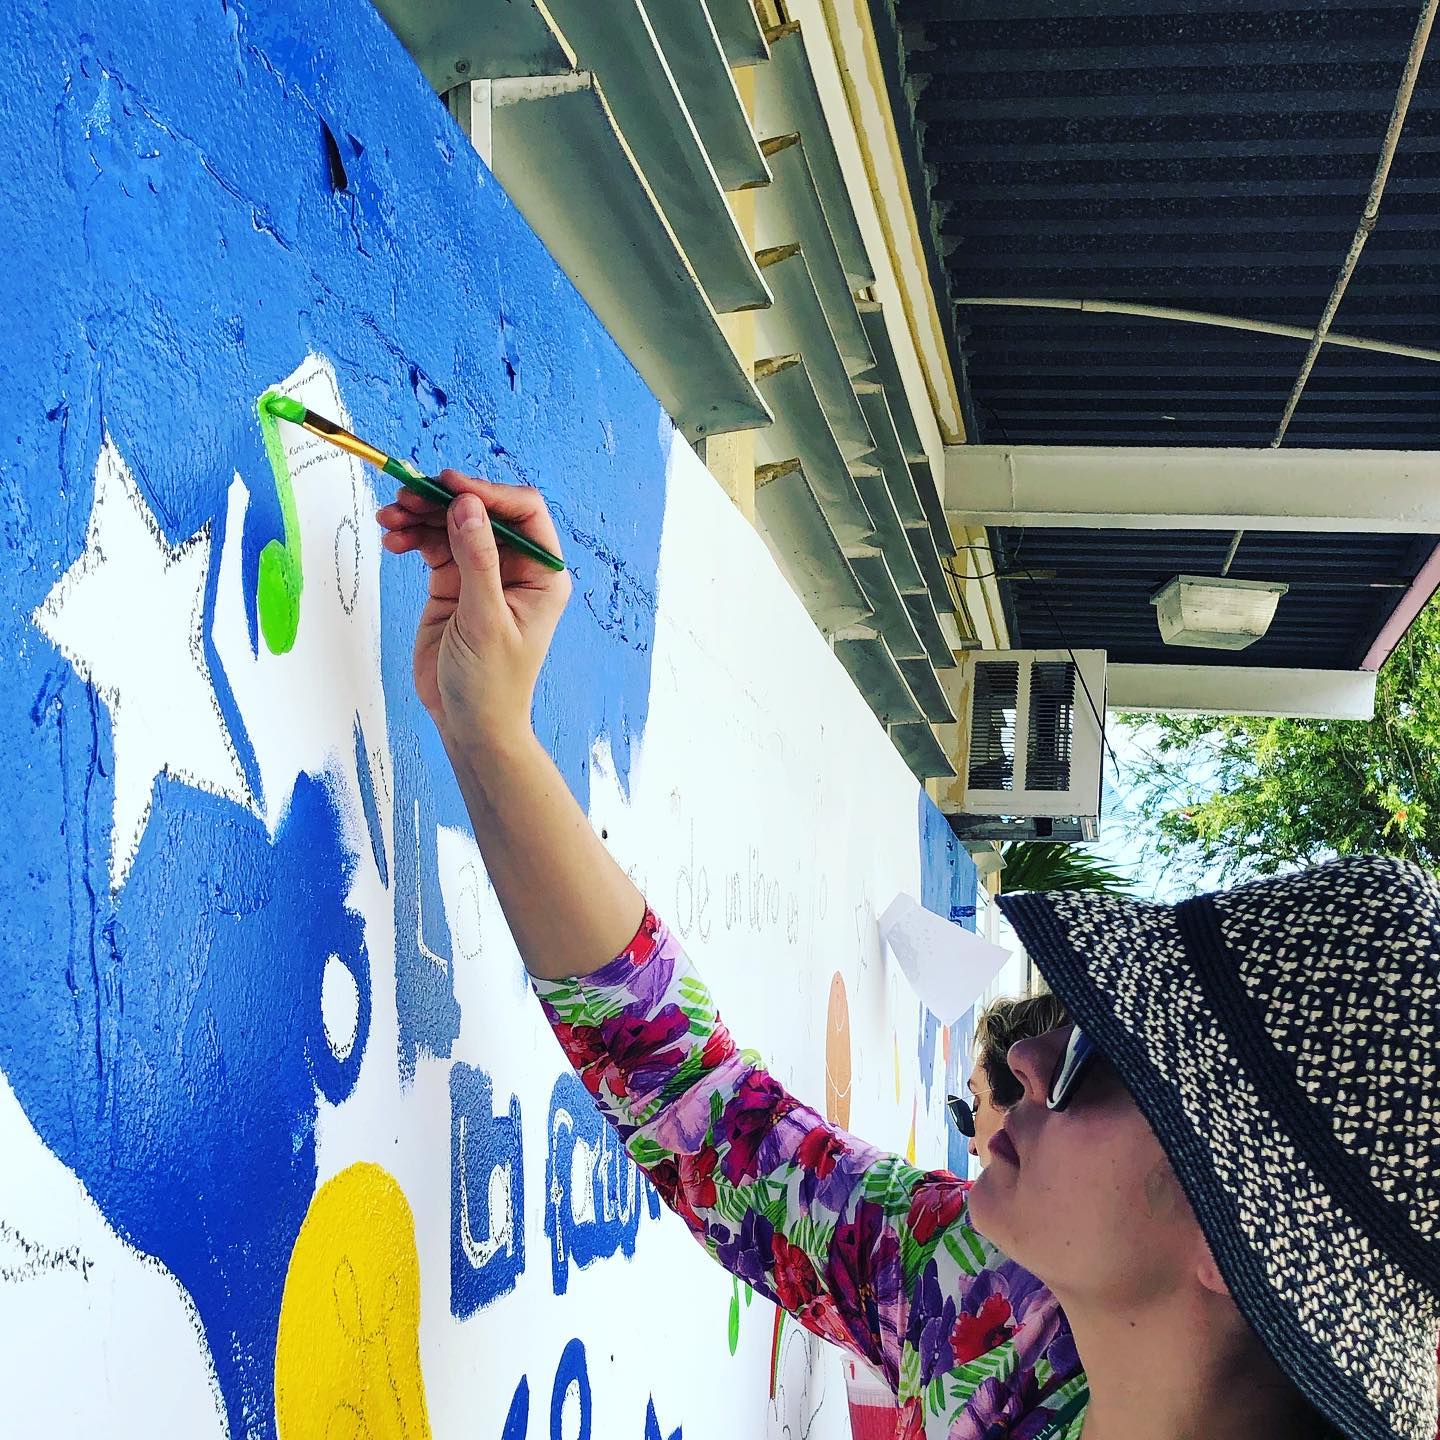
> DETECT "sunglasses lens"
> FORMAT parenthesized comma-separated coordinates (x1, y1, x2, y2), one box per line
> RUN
(946, 1095, 975, 1137)
(1048, 1027, 1092, 1109)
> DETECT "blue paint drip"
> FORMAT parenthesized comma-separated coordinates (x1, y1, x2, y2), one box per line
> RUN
(450, 1064, 525, 1317)
(353, 714, 389, 888)
(0, 0, 668, 1433)
(917, 793, 980, 1109)
(551, 1339, 591, 1440)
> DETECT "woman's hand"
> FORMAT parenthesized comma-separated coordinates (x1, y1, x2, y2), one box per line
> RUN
(376, 471, 570, 754)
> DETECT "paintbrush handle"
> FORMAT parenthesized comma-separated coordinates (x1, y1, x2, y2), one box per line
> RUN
(387, 462, 567, 573)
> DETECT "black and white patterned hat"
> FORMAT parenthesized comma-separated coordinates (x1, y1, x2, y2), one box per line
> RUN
(996, 855, 1440, 1440)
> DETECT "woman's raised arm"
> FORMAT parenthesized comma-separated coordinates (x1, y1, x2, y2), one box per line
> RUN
(378, 476, 1053, 1410)
(377, 473, 646, 980)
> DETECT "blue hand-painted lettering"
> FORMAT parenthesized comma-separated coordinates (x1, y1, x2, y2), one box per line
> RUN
(545, 1072, 656, 1295)
(451, 1064, 525, 1317)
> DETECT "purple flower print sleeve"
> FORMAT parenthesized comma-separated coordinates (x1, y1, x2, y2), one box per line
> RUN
(532, 910, 1088, 1439)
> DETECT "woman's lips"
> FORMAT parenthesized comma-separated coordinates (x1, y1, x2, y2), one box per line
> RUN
(988, 1126, 1020, 1165)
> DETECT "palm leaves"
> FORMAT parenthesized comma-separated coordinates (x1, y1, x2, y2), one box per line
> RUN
(998, 842, 1134, 896)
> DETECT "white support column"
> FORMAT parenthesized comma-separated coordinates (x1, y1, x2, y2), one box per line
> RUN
(945, 446, 1440, 532)
(445, 79, 493, 166)
(1107, 664, 1377, 721)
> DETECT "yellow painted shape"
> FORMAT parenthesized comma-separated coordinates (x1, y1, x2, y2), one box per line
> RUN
(275, 1162, 432, 1440)
(905, 1097, 918, 1166)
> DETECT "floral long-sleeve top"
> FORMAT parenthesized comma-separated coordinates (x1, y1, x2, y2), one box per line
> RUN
(533, 910, 1089, 1440)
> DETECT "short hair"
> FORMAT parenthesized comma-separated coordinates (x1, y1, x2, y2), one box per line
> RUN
(973, 990, 1070, 1108)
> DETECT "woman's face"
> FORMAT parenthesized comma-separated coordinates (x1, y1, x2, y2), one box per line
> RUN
(965, 1061, 1007, 1165)
(966, 1024, 1207, 1306)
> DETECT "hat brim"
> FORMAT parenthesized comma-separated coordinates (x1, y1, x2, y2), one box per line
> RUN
(996, 885, 1439, 1440)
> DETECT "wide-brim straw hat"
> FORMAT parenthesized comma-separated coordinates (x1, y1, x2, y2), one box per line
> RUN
(996, 855, 1439, 1440)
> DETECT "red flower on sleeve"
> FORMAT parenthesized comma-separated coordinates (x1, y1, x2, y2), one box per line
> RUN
(796, 1125, 845, 1180)
(772, 1233, 824, 1311)
(906, 1174, 968, 1245)
(949, 1293, 1016, 1365)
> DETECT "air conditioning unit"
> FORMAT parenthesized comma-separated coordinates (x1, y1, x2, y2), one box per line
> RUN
(948, 650, 1107, 844)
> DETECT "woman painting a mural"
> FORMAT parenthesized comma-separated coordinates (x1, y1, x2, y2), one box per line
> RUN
(377, 474, 1439, 1440)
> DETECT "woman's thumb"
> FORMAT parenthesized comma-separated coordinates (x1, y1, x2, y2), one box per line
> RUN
(448, 493, 506, 633)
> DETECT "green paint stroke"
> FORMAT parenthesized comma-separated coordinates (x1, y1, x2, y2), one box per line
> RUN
(255, 388, 304, 654)
(728, 1276, 741, 1356)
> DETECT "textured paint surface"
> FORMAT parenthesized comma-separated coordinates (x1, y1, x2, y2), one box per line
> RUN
(0, 0, 978, 1433)
(274, 1163, 431, 1440)
(450, 1063, 525, 1317)
(0, 0, 662, 1433)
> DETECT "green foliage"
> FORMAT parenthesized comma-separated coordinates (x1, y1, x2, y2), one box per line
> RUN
(1118, 597, 1440, 879)
(999, 841, 1134, 895)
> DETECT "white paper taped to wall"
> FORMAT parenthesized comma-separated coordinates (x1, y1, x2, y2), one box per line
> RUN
(879, 893, 1013, 1025)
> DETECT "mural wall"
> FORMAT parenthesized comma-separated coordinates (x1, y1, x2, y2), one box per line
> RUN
(0, 2, 979, 1437)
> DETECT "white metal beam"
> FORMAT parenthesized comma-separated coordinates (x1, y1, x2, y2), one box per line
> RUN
(946, 445, 1440, 532)
(1107, 664, 1377, 721)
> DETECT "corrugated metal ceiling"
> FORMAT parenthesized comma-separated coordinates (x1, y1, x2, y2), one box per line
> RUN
(886, 0, 1440, 664)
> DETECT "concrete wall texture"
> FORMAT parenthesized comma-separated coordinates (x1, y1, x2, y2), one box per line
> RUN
(0, 2, 978, 1436)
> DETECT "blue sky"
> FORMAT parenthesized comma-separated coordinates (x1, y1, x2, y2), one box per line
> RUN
(1089, 720, 1230, 903)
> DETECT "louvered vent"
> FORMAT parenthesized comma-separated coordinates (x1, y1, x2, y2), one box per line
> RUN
(967, 660, 1019, 792)
(1026, 661, 1076, 793)
(956, 650, 1107, 839)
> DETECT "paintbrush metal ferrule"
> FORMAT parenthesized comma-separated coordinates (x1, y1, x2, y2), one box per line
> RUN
(300, 413, 389, 471)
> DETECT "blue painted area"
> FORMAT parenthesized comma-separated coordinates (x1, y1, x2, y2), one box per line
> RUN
(917, 793, 980, 1112)
(0, 1, 668, 1435)
(502, 1375, 531, 1440)
(946, 1008, 976, 1178)
(551, 1339, 592, 1440)
(0, 734, 365, 1427)
(393, 758, 464, 1083)
(645, 1397, 683, 1440)
(451, 1064, 526, 1317)
(354, 715, 389, 888)
(545, 1072, 656, 1295)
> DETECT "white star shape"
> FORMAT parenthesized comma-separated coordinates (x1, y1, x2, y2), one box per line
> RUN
(32, 439, 252, 891)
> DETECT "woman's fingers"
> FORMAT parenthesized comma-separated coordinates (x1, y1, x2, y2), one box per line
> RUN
(436, 471, 565, 562)
(381, 524, 454, 571)
(378, 473, 567, 598)
(377, 496, 443, 530)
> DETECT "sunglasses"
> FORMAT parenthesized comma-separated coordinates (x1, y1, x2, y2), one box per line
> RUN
(1046, 1025, 1101, 1112)
(946, 1026, 1102, 1136)
(946, 1092, 977, 1137)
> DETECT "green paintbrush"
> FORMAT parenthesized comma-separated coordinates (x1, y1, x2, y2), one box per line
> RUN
(260, 393, 567, 572)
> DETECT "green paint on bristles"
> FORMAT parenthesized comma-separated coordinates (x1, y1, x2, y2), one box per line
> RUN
(254, 388, 304, 656)
(262, 392, 307, 424)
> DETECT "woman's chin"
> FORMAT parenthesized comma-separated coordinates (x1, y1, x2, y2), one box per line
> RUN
(966, 1159, 1017, 1248)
